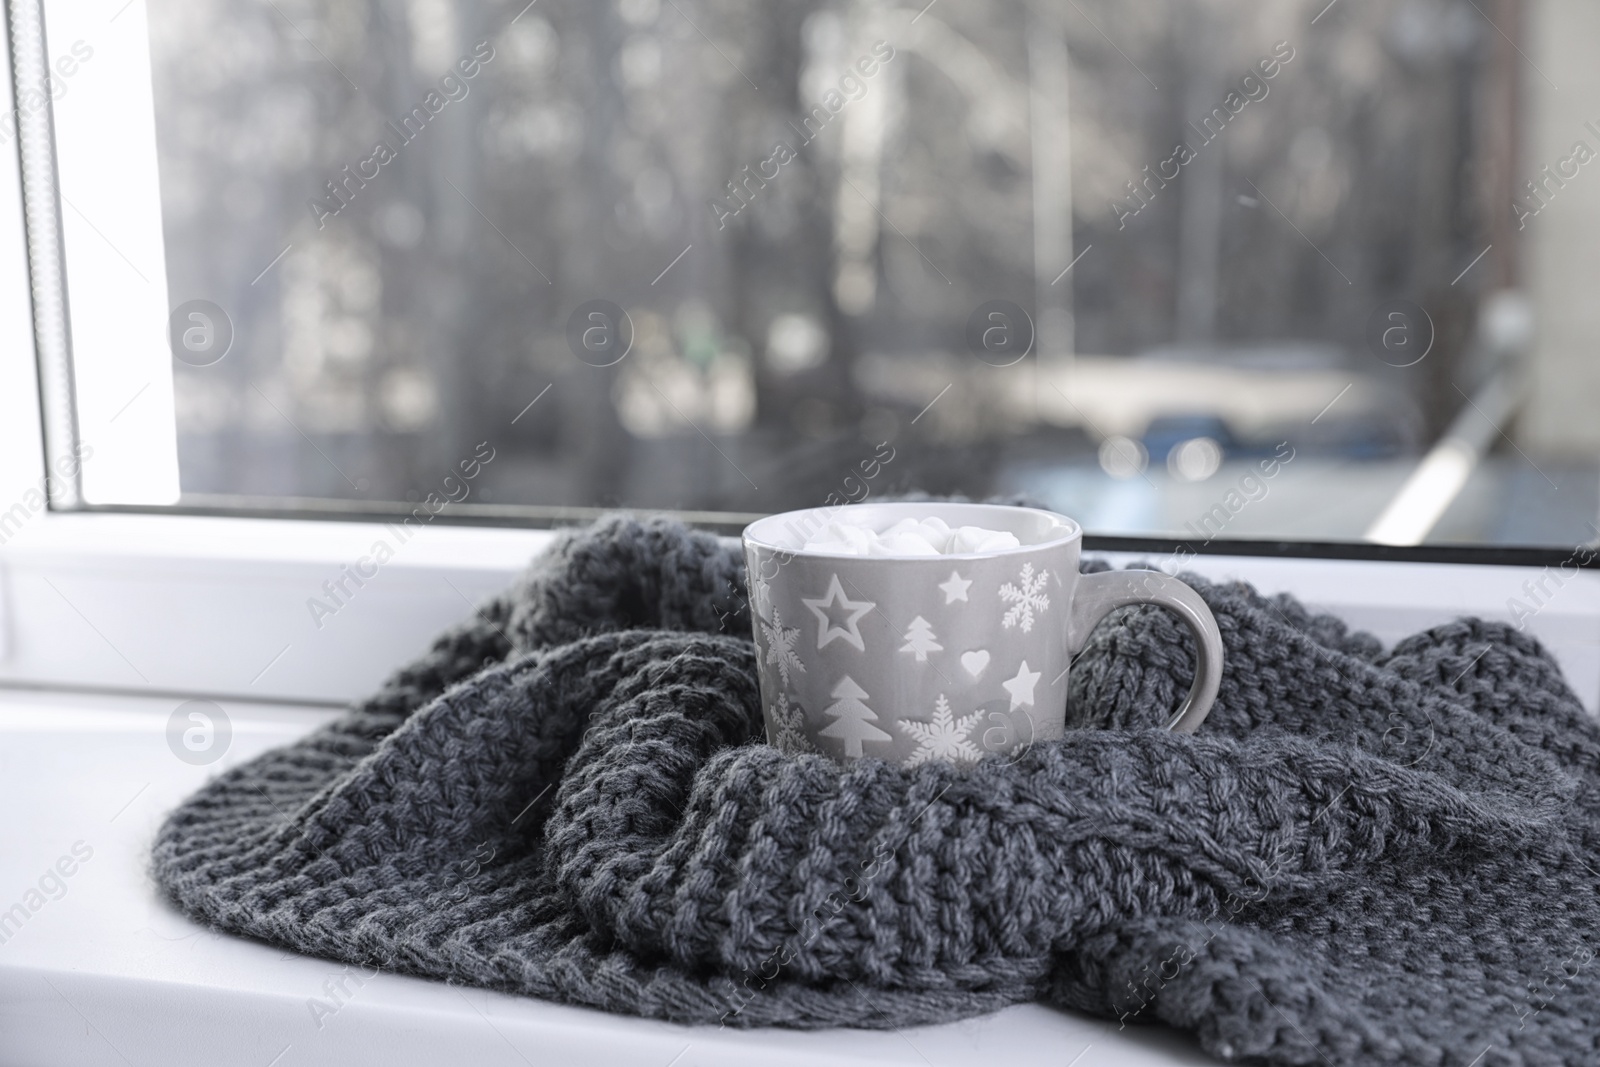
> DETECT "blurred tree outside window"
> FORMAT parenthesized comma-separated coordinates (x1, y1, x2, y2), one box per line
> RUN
(144, 0, 1592, 548)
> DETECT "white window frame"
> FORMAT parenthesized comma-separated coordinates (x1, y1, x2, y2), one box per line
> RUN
(0, 0, 1595, 711)
(36, 0, 179, 506)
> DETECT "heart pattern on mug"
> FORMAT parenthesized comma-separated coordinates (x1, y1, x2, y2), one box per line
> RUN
(960, 649, 991, 678)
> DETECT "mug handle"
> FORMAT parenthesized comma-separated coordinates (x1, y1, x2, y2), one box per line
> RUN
(1065, 570, 1224, 733)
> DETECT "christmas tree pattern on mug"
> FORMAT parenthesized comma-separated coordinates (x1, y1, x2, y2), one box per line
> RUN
(999, 563, 1050, 633)
(899, 616, 942, 662)
(898, 694, 982, 767)
(766, 692, 814, 754)
(817, 676, 891, 758)
(758, 608, 805, 688)
(802, 574, 875, 652)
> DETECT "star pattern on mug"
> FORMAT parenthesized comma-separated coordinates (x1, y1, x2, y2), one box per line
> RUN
(750, 572, 772, 617)
(1001, 659, 1041, 710)
(938, 570, 972, 604)
(801, 573, 875, 652)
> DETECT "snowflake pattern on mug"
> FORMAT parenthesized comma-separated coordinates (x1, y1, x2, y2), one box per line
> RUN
(758, 608, 805, 688)
(898, 694, 982, 766)
(766, 692, 815, 753)
(999, 563, 1050, 633)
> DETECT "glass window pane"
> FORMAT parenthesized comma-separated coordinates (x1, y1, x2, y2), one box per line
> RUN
(43, 0, 1600, 548)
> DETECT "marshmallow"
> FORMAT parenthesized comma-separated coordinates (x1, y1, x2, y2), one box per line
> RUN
(948, 525, 1021, 554)
(798, 521, 874, 556)
(799, 515, 1020, 556)
(870, 532, 942, 556)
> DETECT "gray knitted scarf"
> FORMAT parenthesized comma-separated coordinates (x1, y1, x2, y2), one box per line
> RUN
(153, 515, 1600, 1066)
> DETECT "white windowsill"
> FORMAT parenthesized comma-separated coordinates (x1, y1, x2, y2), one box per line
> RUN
(0, 512, 558, 705)
(0, 687, 1204, 1067)
(3, 511, 1597, 711)
(4, 515, 1598, 1066)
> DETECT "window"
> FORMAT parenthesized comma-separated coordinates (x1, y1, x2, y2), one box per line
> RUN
(14, 0, 1600, 555)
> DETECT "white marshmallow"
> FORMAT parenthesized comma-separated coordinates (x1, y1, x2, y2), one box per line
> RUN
(869, 531, 942, 556)
(797, 520, 868, 556)
(881, 516, 953, 553)
(799, 514, 1019, 556)
(948, 525, 1021, 554)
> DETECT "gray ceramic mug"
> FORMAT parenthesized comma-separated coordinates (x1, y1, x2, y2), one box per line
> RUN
(742, 502, 1223, 767)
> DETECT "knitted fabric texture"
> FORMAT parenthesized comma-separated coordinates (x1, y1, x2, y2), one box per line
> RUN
(153, 516, 1600, 1066)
